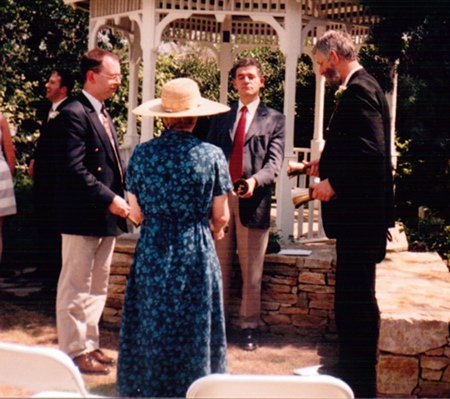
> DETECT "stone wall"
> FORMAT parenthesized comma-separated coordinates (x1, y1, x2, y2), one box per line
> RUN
(227, 245, 337, 338)
(102, 235, 136, 326)
(104, 234, 338, 339)
(376, 251, 450, 398)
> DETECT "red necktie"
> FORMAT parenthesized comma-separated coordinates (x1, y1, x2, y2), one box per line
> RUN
(229, 106, 247, 182)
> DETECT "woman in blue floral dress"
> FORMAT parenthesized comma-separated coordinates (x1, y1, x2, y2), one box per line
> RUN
(117, 78, 232, 398)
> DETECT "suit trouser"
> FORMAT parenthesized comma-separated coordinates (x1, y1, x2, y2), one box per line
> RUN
(57, 234, 115, 358)
(334, 238, 379, 397)
(33, 201, 62, 280)
(214, 192, 269, 330)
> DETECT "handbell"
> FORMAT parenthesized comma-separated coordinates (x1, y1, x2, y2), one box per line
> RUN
(291, 187, 314, 208)
(287, 160, 310, 178)
(233, 178, 249, 197)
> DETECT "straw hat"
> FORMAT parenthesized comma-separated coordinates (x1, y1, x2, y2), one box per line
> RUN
(133, 78, 230, 117)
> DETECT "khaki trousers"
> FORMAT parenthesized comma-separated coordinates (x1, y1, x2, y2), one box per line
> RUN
(214, 192, 269, 330)
(57, 234, 115, 358)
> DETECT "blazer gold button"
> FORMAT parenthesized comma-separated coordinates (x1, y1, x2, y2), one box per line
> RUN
(97, 167, 102, 172)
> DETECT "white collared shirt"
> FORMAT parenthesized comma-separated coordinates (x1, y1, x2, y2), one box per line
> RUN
(82, 89, 105, 122)
(342, 65, 363, 88)
(231, 98, 260, 140)
(50, 97, 67, 113)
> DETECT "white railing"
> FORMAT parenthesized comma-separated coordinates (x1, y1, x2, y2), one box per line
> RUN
(291, 147, 326, 242)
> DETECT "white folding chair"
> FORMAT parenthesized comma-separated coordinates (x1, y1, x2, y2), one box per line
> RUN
(186, 373, 354, 399)
(0, 341, 100, 397)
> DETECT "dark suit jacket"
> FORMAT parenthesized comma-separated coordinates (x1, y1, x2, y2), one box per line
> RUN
(33, 98, 73, 220)
(55, 93, 127, 236)
(207, 102, 285, 229)
(319, 69, 395, 258)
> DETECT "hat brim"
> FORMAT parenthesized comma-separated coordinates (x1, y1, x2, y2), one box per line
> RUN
(133, 97, 230, 117)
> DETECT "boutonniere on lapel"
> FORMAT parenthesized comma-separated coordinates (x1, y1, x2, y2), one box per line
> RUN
(334, 85, 347, 107)
(326, 85, 346, 132)
(48, 111, 60, 120)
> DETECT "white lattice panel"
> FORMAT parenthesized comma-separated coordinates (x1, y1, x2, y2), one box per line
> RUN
(160, 16, 280, 46)
(232, 20, 279, 45)
(156, 0, 287, 13)
(162, 16, 222, 43)
(71, 0, 374, 33)
(91, 0, 142, 17)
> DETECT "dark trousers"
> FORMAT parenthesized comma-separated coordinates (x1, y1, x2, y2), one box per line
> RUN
(33, 200, 62, 281)
(334, 239, 380, 397)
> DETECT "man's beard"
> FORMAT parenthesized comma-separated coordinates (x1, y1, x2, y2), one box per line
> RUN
(324, 66, 342, 91)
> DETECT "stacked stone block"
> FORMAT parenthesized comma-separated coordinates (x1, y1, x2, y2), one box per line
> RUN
(376, 251, 450, 398)
(102, 235, 135, 326)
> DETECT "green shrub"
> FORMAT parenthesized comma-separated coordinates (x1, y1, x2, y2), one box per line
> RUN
(402, 210, 450, 261)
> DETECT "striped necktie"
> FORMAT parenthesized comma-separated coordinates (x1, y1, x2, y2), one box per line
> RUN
(101, 106, 123, 181)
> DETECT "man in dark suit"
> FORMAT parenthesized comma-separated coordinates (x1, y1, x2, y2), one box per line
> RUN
(207, 58, 285, 351)
(306, 30, 395, 397)
(28, 69, 74, 285)
(54, 49, 130, 375)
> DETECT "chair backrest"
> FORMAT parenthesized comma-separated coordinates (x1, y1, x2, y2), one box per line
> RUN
(186, 374, 354, 399)
(0, 342, 89, 397)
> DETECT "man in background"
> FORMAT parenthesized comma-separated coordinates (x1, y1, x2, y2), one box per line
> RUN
(207, 58, 285, 351)
(27, 69, 74, 286)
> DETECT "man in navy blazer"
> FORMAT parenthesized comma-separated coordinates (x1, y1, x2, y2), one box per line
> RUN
(28, 69, 74, 285)
(306, 31, 395, 397)
(54, 49, 130, 375)
(207, 58, 285, 351)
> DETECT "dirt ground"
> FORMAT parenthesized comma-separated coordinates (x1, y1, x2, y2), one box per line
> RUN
(0, 289, 338, 397)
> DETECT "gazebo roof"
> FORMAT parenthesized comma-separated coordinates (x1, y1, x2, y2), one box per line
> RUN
(65, 0, 372, 23)
(64, 0, 375, 48)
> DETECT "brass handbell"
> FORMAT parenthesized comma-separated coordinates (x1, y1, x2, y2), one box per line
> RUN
(291, 187, 314, 208)
(233, 178, 249, 197)
(287, 160, 310, 178)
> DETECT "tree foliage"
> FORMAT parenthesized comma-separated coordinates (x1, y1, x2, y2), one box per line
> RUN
(362, 0, 450, 222)
(154, 45, 316, 146)
(0, 0, 88, 169)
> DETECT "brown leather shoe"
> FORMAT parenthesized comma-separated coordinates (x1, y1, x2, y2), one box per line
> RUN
(241, 328, 258, 351)
(73, 353, 110, 375)
(89, 349, 116, 365)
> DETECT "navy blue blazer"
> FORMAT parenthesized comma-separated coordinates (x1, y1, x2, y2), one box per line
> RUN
(319, 69, 395, 258)
(33, 97, 73, 212)
(207, 102, 285, 229)
(55, 93, 127, 236)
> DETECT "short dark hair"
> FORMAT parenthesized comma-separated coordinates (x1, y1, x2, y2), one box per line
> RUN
(52, 69, 75, 96)
(80, 48, 119, 83)
(231, 58, 263, 79)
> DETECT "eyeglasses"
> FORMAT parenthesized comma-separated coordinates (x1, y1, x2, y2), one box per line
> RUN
(95, 72, 123, 82)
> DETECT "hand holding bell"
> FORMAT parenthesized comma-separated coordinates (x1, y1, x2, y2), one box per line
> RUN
(233, 178, 249, 197)
(287, 160, 310, 178)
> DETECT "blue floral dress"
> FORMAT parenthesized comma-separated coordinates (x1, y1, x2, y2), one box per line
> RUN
(117, 130, 232, 398)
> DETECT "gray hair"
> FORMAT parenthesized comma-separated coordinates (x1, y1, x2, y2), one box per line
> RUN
(313, 30, 357, 62)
